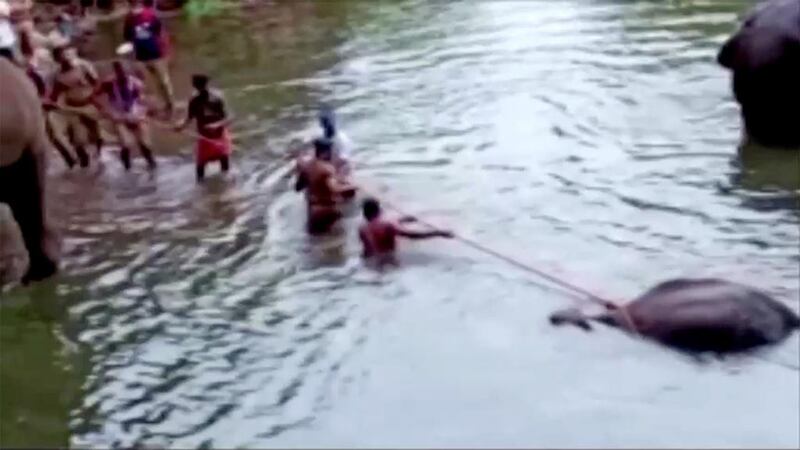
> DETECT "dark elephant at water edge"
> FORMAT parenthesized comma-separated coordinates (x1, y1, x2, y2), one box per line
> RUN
(550, 278, 800, 354)
(0, 58, 59, 284)
(717, 0, 800, 149)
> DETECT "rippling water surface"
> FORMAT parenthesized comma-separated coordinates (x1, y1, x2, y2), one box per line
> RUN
(2, 1, 799, 447)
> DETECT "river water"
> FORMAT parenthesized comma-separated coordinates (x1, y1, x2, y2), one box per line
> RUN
(2, 1, 799, 447)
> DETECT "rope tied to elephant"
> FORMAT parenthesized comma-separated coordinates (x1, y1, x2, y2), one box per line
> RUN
(353, 185, 642, 337)
(47, 102, 642, 329)
(45, 107, 800, 369)
(40, 108, 800, 374)
(46, 103, 651, 337)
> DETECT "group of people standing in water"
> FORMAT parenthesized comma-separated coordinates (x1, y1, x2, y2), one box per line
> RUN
(2, 0, 452, 262)
(295, 110, 453, 262)
(1, 1, 797, 359)
(2, 0, 232, 180)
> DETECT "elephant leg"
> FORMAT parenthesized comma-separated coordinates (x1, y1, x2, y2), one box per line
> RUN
(0, 149, 58, 284)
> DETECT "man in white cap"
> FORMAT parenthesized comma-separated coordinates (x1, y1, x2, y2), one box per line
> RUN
(318, 106, 352, 177)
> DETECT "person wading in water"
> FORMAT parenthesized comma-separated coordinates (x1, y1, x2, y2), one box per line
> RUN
(47, 46, 102, 167)
(295, 138, 357, 235)
(358, 197, 453, 266)
(92, 60, 156, 170)
(18, 29, 78, 168)
(174, 74, 233, 181)
(123, 0, 174, 115)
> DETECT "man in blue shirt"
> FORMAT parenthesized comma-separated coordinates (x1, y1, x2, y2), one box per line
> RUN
(123, 0, 174, 115)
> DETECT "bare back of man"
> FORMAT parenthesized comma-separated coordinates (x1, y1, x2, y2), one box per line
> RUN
(49, 48, 102, 165)
(295, 139, 356, 235)
(358, 198, 453, 266)
(301, 158, 341, 234)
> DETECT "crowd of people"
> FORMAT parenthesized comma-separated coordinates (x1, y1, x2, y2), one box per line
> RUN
(1, 0, 231, 178)
(293, 112, 453, 263)
(1, 0, 452, 266)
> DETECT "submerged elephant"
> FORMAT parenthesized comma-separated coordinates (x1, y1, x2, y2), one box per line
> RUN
(549, 278, 800, 353)
(0, 58, 59, 284)
(717, 0, 800, 149)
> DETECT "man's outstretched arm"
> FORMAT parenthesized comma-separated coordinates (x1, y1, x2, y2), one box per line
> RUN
(395, 225, 453, 240)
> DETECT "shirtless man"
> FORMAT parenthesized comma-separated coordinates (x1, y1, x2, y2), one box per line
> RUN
(48, 45, 102, 167)
(18, 29, 77, 168)
(358, 197, 452, 264)
(174, 74, 232, 181)
(92, 60, 155, 170)
(295, 138, 357, 235)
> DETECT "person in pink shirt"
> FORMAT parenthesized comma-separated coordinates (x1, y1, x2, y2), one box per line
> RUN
(92, 60, 156, 170)
(358, 198, 453, 265)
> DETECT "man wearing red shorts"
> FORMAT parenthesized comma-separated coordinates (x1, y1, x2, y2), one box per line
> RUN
(174, 74, 232, 181)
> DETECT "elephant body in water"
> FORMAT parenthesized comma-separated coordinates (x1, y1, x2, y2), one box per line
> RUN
(550, 279, 800, 353)
(0, 58, 59, 284)
(717, 0, 800, 149)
